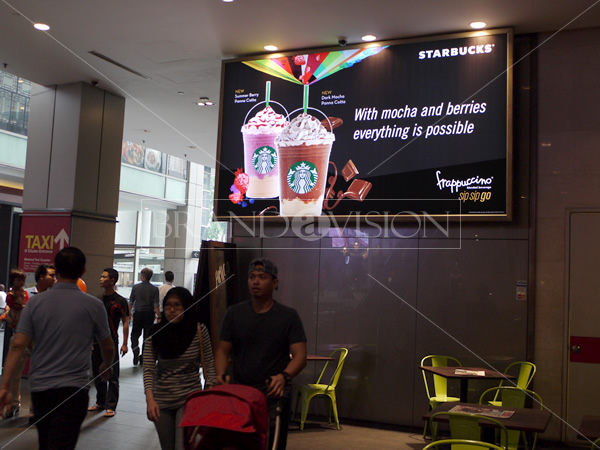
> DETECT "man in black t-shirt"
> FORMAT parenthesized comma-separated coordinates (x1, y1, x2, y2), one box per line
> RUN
(88, 268, 129, 417)
(216, 258, 307, 450)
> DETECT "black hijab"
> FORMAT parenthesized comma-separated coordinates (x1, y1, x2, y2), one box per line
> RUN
(150, 287, 197, 359)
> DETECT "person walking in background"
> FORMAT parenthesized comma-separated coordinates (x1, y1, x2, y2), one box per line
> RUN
(158, 270, 175, 312)
(3, 268, 30, 418)
(0, 284, 6, 330)
(144, 287, 216, 450)
(88, 268, 129, 417)
(26, 264, 57, 297)
(130, 267, 159, 365)
(215, 258, 307, 450)
(22, 264, 56, 423)
(0, 247, 114, 449)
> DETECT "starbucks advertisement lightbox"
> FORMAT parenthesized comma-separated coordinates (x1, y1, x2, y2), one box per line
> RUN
(214, 29, 513, 221)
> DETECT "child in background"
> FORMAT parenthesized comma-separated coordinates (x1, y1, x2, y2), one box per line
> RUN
(3, 268, 30, 419)
(5, 268, 29, 328)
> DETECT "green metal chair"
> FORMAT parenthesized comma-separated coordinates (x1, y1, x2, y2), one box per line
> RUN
(292, 347, 348, 430)
(422, 355, 463, 408)
(428, 411, 509, 450)
(424, 439, 507, 450)
(488, 361, 536, 407)
(479, 386, 543, 450)
(421, 355, 462, 438)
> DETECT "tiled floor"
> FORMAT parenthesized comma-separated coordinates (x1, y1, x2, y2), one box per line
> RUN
(0, 331, 571, 449)
(0, 336, 427, 450)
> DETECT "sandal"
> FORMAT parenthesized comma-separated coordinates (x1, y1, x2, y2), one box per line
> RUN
(4, 406, 19, 419)
(103, 409, 116, 417)
(87, 404, 103, 412)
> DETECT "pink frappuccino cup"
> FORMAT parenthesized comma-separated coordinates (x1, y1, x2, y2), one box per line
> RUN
(241, 102, 288, 198)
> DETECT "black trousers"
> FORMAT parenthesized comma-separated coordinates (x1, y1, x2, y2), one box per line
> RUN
(130, 310, 155, 356)
(258, 384, 291, 450)
(31, 387, 88, 450)
(91, 341, 120, 410)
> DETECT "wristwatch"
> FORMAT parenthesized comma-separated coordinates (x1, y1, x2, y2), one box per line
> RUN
(281, 371, 292, 383)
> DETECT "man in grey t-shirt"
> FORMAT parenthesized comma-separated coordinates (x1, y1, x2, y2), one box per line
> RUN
(0, 247, 114, 449)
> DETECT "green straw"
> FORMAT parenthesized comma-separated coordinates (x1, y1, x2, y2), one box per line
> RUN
(303, 84, 309, 114)
(265, 81, 271, 107)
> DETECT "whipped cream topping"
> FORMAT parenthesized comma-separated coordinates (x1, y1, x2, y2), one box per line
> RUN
(242, 106, 287, 134)
(276, 113, 335, 147)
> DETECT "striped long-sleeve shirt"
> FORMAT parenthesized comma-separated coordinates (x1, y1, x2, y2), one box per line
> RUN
(143, 323, 217, 410)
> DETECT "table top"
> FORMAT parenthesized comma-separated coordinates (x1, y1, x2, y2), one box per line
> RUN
(423, 402, 552, 433)
(578, 415, 600, 440)
(420, 366, 515, 380)
(306, 355, 335, 361)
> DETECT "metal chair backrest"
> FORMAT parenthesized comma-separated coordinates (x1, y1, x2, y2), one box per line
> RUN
(501, 361, 536, 389)
(480, 386, 543, 410)
(424, 438, 506, 450)
(479, 387, 543, 450)
(429, 411, 509, 449)
(316, 348, 348, 389)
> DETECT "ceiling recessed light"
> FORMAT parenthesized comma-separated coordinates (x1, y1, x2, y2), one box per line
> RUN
(470, 21, 487, 29)
(205, 101, 215, 106)
(361, 34, 377, 42)
(197, 102, 205, 106)
(222, 0, 234, 2)
(177, 91, 184, 95)
(264, 45, 278, 51)
(33, 23, 50, 31)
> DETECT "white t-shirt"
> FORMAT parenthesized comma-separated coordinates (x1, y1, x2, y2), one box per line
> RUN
(158, 282, 175, 311)
(0, 291, 6, 309)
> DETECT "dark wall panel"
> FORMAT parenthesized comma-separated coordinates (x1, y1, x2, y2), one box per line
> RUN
(413, 238, 529, 424)
(317, 238, 418, 424)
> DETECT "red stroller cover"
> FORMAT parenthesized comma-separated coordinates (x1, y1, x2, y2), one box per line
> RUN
(180, 385, 268, 450)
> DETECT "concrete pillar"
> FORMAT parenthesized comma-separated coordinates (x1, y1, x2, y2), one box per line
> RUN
(21, 82, 125, 295)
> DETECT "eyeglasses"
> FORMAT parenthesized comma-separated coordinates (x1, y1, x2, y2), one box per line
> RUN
(164, 303, 184, 310)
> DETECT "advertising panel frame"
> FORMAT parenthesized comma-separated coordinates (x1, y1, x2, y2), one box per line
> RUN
(214, 28, 513, 222)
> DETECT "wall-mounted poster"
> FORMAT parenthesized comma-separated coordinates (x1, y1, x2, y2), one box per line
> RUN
(215, 29, 513, 220)
(121, 141, 145, 168)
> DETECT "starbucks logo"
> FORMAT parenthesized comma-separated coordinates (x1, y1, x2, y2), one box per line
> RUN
(252, 146, 277, 174)
(287, 161, 318, 194)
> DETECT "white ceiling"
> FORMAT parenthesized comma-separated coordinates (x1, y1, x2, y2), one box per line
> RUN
(2, 0, 599, 168)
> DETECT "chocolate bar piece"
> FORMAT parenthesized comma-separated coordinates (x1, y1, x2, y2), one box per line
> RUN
(320, 117, 343, 131)
(341, 160, 359, 182)
(345, 179, 372, 201)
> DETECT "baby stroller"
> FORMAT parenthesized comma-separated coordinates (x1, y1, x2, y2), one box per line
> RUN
(180, 384, 281, 450)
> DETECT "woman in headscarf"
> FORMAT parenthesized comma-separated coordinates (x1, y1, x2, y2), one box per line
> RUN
(143, 287, 216, 449)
